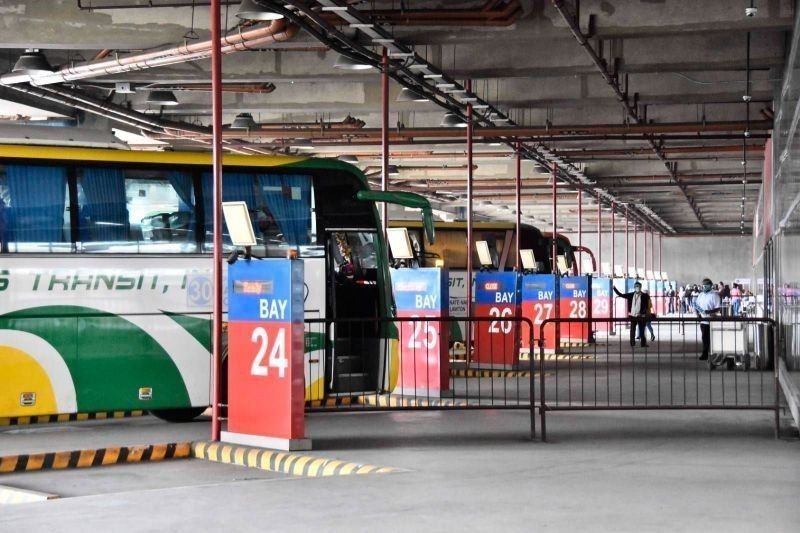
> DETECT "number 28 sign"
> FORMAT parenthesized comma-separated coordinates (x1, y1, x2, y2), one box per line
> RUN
(223, 259, 308, 450)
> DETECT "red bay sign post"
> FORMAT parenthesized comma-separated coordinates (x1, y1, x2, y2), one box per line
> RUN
(559, 276, 591, 343)
(592, 277, 613, 333)
(222, 259, 310, 451)
(521, 274, 559, 354)
(391, 268, 450, 397)
(473, 272, 521, 368)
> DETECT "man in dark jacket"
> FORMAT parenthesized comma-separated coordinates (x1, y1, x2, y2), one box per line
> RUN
(614, 280, 651, 347)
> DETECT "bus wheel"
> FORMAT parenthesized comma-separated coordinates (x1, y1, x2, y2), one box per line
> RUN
(150, 407, 206, 423)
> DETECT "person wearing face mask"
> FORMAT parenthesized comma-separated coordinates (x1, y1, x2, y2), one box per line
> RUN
(694, 277, 721, 363)
(614, 280, 651, 348)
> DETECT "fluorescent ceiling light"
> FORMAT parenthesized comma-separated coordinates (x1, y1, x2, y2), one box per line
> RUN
(146, 90, 178, 106)
(334, 54, 373, 70)
(236, 0, 284, 21)
(440, 112, 467, 128)
(397, 87, 428, 102)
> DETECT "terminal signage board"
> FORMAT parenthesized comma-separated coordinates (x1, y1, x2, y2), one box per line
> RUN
(560, 276, 590, 342)
(521, 274, 558, 353)
(655, 280, 666, 315)
(613, 277, 629, 333)
(223, 259, 309, 451)
(591, 277, 613, 332)
(646, 279, 657, 316)
(391, 268, 449, 396)
(473, 272, 520, 367)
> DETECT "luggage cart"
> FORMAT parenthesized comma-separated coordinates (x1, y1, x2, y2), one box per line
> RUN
(709, 321, 751, 370)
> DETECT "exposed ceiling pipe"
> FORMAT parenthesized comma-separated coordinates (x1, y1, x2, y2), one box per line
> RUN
(554, 144, 766, 157)
(2, 83, 262, 155)
(146, 120, 769, 141)
(159, 133, 771, 149)
(330, 144, 763, 160)
(0, 20, 299, 86)
(322, 0, 523, 27)
(242, 115, 366, 130)
(144, 82, 277, 94)
(75, 0, 523, 26)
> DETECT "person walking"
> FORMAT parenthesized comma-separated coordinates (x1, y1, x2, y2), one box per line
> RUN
(694, 277, 721, 363)
(683, 285, 693, 314)
(731, 283, 742, 316)
(614, 280, 651, 348)
(643, 288, 656, 341)
(667, 283, 676, 314)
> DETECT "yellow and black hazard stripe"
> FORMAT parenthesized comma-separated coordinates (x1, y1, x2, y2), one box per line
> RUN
(0, 442, 192, 474)
(192, 442, 399, 477)
(560, 341, 592, 348)
(305, 397, 354, 409)
(519, 352, 593, 361)
(449, 368, 535, 379)
(0, 410, 145, 427)
(356, 395, 477, 408)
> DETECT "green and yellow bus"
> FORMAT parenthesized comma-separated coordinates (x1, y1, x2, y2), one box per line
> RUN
(0, 145, 431, 421)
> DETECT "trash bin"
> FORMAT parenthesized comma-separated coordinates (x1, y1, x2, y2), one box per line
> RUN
(752, 322, 774, 370)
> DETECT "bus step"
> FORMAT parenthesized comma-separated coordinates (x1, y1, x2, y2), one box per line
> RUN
(335, 372, 368, 393)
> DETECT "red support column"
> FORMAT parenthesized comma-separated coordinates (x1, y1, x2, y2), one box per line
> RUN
(210, 0, 223, 441)
(644, 229, 648, 274)
(552, 163, 558, 274)
(611, 201, 616, 275)
(597, 198, 602, 275)
(633, 223, 638, 276)
(466, 80, 474, 356)
(625, 205, 629, 276)
(651, 230, 656, 275)
(381, 48, 389, 235)
(515, 141, 522, 270)
(577, 185, 582, 274)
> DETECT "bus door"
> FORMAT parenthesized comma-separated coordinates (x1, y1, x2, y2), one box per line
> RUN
(325, 230, 381, 395)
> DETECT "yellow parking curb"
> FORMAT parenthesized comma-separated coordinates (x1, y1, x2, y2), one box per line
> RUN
(0, 442, 192, 474)
(192, 441, 400, 478)
(305, 397, 355, 409)
(449, 368, 538, 378)
(0, 410, 146, 427)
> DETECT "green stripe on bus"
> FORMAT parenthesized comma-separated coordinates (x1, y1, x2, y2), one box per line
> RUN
(1, 306, 191, 412)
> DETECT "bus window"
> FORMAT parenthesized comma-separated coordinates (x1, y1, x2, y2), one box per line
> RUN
(424, 228, 468, 269)
(201, 172, 323, 258)
(0, 164, 71, 253)
(77, 167, 198, 253)
(331, 231, 378, 281)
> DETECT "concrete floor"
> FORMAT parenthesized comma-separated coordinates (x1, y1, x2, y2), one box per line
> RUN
(0, 410, 798, 533)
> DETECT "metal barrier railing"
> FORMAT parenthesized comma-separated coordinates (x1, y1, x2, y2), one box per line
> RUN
(304, 315, 781, 442)
(538, 316, 781, 441)
(304, 316, 541, 439)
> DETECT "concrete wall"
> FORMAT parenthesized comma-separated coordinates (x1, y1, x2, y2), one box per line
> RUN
(563, 232, 753, 286)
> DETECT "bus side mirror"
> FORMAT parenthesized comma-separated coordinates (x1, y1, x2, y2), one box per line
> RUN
(355, 190, 435, 244)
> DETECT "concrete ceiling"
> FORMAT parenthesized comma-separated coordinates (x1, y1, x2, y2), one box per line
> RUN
(0, 0, 791, 235)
